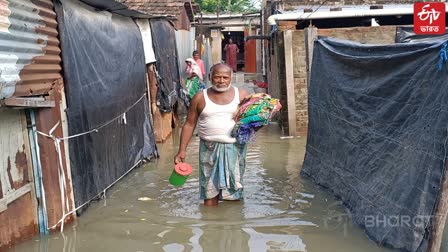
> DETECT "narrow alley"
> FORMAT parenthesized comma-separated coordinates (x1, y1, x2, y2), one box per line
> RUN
(3, 0, 448, 251)
(8, 125, 390, 252)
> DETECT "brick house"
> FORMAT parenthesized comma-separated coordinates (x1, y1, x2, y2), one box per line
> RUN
(263, 0, 446, 137)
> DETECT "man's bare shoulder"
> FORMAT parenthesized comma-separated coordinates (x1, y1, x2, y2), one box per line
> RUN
(238, 88, 250, 101)
(191, 90, 206, 112)
(191, 90, 204, 102)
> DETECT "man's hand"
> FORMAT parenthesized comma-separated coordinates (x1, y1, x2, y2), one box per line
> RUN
(174, 151, 186, 164)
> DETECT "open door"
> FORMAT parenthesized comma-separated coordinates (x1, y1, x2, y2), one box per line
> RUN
(244, 28, 257, 73)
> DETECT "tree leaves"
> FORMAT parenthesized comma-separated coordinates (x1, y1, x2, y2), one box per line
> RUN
(196, 0, 260, 14)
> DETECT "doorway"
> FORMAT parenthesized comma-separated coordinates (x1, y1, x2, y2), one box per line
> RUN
(222, 31, 245, 71)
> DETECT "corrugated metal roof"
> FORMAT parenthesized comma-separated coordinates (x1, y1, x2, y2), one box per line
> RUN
(282, 4, 415, 14)
(0, 0, 62, 100)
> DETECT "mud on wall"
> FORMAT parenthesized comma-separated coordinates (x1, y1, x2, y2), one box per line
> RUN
(0, 109, 37, 248)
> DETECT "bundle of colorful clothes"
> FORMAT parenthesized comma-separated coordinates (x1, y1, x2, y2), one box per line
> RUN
(231, 93, 282, 144)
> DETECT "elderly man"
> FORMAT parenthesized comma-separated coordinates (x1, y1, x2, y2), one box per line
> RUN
(174, 63, 249, 206)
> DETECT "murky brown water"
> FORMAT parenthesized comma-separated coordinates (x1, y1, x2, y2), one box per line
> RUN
(8, 124, 393, 252)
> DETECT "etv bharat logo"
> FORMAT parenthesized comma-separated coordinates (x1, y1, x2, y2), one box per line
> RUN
(414, 2, 445, 35)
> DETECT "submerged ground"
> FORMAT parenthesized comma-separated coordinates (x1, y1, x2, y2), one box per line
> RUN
(8, 124, 392, 252)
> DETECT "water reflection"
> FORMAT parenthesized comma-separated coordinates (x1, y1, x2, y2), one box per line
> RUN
(243, 227, 306, 252)
(189, 227, 203, 252)
(8, 124, 393, 252)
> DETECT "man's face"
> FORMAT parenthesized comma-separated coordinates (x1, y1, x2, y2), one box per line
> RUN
(211, 67, 232, 92)
(193, 53, 200, 60)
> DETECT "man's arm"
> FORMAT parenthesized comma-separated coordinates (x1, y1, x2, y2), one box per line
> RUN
(238, 88, 249, 102)
(174, 93, 202, 164)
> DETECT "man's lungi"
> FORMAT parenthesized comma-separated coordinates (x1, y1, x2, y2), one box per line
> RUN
(199, 139, 247, 200)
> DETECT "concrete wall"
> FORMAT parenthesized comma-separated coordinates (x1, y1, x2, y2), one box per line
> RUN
(282, 26, 397, 136)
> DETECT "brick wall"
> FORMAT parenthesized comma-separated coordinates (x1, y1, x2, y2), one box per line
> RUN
(317, 26, 397, 44)
(288, 26, 397, 136)
(291, 31, 307, 135)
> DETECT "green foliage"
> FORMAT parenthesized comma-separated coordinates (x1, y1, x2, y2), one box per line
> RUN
(196, 0, 260, 14)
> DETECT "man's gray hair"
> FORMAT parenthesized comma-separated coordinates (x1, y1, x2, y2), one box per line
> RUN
(209, 63, 233, 79)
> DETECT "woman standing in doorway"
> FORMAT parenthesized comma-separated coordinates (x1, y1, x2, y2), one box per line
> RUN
(224, 38, 239, 72)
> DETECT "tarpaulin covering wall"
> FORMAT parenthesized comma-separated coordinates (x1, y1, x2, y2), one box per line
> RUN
(301, 37, 448, 252)
(396, 26, 448, 43)
(151, 19, 180, 112)
(55, 0, 157, 209)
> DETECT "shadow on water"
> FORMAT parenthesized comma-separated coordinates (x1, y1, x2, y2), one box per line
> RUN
(8, 124, 394, 252)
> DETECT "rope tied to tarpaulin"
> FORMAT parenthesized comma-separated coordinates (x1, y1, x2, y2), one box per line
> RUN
(438, 41, 448, 70)
(36, 92, 147, 233)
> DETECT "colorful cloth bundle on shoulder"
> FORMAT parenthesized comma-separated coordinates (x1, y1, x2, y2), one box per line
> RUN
(231, 93, 282, 144)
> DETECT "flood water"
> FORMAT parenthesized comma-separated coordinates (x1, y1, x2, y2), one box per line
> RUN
(8, 124, 393, 252)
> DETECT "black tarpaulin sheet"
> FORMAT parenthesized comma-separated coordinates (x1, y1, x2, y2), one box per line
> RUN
(150, 20, 181, 112)
(301, 37, 448, 252)
(55, 0, 157, 209)
(396, 26, 448, 43)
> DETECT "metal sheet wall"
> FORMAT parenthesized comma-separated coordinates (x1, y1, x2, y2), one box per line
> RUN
(35, 79, 75, 230)
(203, 38, 213, 85)
(175, 27, 196, 82)
(0, 0, 61, 100)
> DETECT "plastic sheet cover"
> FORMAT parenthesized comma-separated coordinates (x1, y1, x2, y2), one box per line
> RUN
(396, 26, 448, 43)
(301, 37, 448, 252)
(55, 0, 157, 209)
(151, 20, 181, 112)
(135, 19, 157, 64)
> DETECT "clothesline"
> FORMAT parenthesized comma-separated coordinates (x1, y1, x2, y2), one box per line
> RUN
(36, 93, 147, 233)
